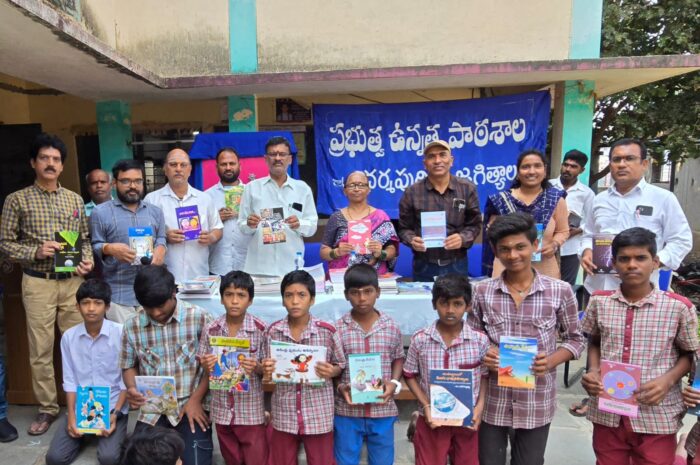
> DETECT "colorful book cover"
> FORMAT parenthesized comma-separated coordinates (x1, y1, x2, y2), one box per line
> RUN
(598, 359, 641, 417)
(429, 369, 473, 427)
(531, 223, 545, 262)
(128, 226, 154, 265)
(55, 231, 82, 272)
(421, 211, 447, 248)
(498, 336, 538, 389)
(135, 376, 179, 418)
(224, 185, 245, 217)
(348, 353, 384, 404)
(260, 207, 286, 244)
(209, 336, 251, 392)
(593, 234, 616, 274)
(347, 219, 372, 254)
(76, 385, 110, 434)
(269, 340, 327, 385)
(175, 205, 201, 240)
(688, 375, 700, 416)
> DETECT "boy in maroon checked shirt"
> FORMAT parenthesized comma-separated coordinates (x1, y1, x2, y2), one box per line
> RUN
(404, 273, 490, 465)
(582, 227, 699, 465)
(198, 271, 268, 465)
(262, 270, 346, 465)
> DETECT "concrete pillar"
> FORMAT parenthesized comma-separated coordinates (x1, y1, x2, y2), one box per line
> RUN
(227, 96, 257, 132)
(229, 0, 258, 73)
(96, 101, 132, 172)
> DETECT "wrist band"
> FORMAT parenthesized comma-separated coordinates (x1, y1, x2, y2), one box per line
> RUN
(330, 249, 337, 260)
(380, 250, 388, 261)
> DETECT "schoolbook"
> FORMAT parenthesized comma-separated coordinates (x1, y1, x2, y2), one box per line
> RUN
(128, 226, 154, 265)
(76, 385, 110, 434)
(224, 185, 245, 217)
(498, 336, 538, 389)
(209, 336, 251, 392)
(347, 219, 372, 254)
(55, 231, 82, 272)
(593, 234, 616, 274)
(531, 223, 545, 262)
(175, 206, 201, 240)
(348, 353, 383, 404)
(689, 375, 700, 416)
(260, 207, 286, 244)
(429, 369, 473, 427)
(421, 211, 447, 248)
(598, 359, 641, 417)
(134, 376, 179, 419)
(269, 340, 326, 385)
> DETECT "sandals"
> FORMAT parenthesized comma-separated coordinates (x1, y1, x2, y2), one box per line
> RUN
(568, 398, 589, 417)
(27, 412, 57, 436)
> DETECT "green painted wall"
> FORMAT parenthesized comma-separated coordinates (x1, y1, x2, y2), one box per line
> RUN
(227, 96, 257, 132)
(96, 101, 132, 171)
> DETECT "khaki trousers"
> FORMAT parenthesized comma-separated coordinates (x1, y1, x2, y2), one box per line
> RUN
(106, 302, 142, 324)
(21, 274, 84, 415)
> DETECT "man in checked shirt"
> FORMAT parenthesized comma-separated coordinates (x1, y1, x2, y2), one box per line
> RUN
(581, 227, 698, 465)
(469, 212, 585, 465)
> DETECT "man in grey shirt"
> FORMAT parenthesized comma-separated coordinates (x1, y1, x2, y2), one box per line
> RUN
(89, 159, 167, 322)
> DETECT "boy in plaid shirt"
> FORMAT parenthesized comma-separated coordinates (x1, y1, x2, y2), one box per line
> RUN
(404, 273, 490, 465)
(262, 270, 346, 465)
(582, 227, 699, 465)
(198, 271, 268, 465)
(334, 264, 405, 465)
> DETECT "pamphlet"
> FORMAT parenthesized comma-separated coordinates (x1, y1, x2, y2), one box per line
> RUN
(134, 376, 179, 419)
(209, 336, 251, 392)
(421, 211, 447, 248)
(348, 353, 383, 404)
(498, 336, 538, 389)
(76, 385, 110, 434)
(568, 211, 582, 229)
(261, 207, 286, 244)
(175, 206, 201, 241)
(598, 359, 641, 417)
(347, 219, 372, 254)
(429, 369, 473, 427)
(128, 226, 154, 265)
(688, 375, 700, 416)
(55, 231, 82, 272)
(269, 340, 326, 385)
(593, 234, 616, 274)
(532, 223, 545, 262)
(224, 185, 245, 217)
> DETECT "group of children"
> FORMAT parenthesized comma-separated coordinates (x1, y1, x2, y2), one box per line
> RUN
(45, 211, 700, 465)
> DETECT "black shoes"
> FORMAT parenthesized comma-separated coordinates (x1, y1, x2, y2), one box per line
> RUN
(0, 417, 18, 442)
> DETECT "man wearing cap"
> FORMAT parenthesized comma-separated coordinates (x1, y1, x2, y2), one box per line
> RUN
(398, 140, 482, 282)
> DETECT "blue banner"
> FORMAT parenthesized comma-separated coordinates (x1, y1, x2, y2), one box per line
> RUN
(314, 91, 551, 218)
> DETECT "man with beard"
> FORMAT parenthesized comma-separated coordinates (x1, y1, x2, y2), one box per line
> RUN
(89, 159, 167, 323)
(84, 169, 112, 217)
(205, 147, 251, 275)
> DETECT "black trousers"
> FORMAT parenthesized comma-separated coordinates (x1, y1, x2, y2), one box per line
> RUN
(560, 254, 581, 288)
(478, 421, 551, 465)
(134, 415, 213, 465)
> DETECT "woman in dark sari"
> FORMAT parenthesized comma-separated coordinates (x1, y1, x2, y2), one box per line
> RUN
(320, 171, 399, 273)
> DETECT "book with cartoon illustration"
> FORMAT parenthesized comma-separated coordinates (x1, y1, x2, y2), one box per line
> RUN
(498, 336, 538, 389)
(593, 234, 616, 274)
(76, 385, 110, 434)
(347, 219, 372, 254)
(429, 369, 473, 427)
(348, 353, 383, 404)
(269, 341, 326, 385)
(55, 230, 82, 272)
(209, 336, 251, 392)
(260, 207, 286, 244)
(175, 206, 201, 241)
(128, 226, 154, 265)
(134, 376, 179, 419)
(532, 223, 545, 262)
(598, 359, 641, 417)
(421, 211, 447, 248)
(224, 185, 245, 217)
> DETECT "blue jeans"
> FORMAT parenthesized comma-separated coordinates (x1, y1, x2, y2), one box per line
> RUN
(412, 256, 468, 282)
(0, 354, 6, 420)
(334, 415, 397, 465)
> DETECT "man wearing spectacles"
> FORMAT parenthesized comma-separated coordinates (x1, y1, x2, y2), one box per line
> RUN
(89, 159, 167, 322)
(238, 136, 318, 277)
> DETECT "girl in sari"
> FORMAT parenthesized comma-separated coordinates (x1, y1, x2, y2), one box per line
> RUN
(320, 171, 399, 273)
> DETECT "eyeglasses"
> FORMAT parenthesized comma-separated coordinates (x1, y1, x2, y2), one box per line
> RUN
(117, 179, 144, 186)
(345, 183, 369, 190)
(347, 287, 377, 298)
(610, 155, 642, 165)
(266, 152, 291, 159)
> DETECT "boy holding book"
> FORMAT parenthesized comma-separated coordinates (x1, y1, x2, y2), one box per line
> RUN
(261, 270, 346, 465)
(197, 271, 268, 465)
(403, 273, 489, 465)
(334, 264, 405, 465)
(683, 367, 700, 465)
(469, 212, 584, 465)
(46, 279, 128, 465)
(581, 227, 699, 465)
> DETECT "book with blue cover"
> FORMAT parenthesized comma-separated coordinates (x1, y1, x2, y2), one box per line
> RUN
(175, 206, 201, 240)
(209, 336, 250, 392)
(498, 336, 538, 389)
(348, 353, 384, 404)
(128, 226, 154, 265)
(429, 369, 473, 427)
(76, 385, 110, 434)
(532, 223, 545, 262)
(688, 375, 700, 416)
(421, 211, 447, 248)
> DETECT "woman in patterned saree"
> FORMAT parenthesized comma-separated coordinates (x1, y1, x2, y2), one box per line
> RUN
(320, 171, 399, 273)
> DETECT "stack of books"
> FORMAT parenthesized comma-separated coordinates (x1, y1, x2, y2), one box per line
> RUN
(328, 268, 347, 294)
(397, 281, 433, 295)
(378, 272, 399, 295)
(251, 275, 283, 296)
(179, 276, 220, 299)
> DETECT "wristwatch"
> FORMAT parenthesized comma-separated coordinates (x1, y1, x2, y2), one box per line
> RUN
(389, 379, 402, 395)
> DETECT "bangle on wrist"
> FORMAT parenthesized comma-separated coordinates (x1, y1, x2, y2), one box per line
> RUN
(379, 249, 388, 261)
(329, 249, 337, 260)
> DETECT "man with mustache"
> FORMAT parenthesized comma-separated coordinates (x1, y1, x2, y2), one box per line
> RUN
(205, 147, 251, 275)
(0, 133, 94, 436)
(89, 159, 167, 323)
(84, 169, 112, 217)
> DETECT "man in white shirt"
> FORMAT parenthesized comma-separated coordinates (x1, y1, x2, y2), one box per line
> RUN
(580, 138, 692, 292)
(144, 149, 223, 283)
(238, 136, 317, 276)
(205, 147, 251, 275)
(550, 149, 595, 287)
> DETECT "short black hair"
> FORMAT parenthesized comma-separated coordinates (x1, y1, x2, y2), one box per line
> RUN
(432, 273, 472, 307)
(30, 133, 67, 163)
(265, 136, 292, 154)
(487, 212, 538, 248)
(215, 147, 240, 164)
(112, 159, 145, 181)
(280, 270, 316, 298)
(220, 270, 254, 299)
(344, 263, 379, 290)
(563, 149, 588, 169)
(510, 149, 551, 190)
(610, 138, 648, 160)
(611, 227, 657, 259)
(119, 427, 184, 465)
(134, 265, 177, 308)
(76, 279, 112, 306)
